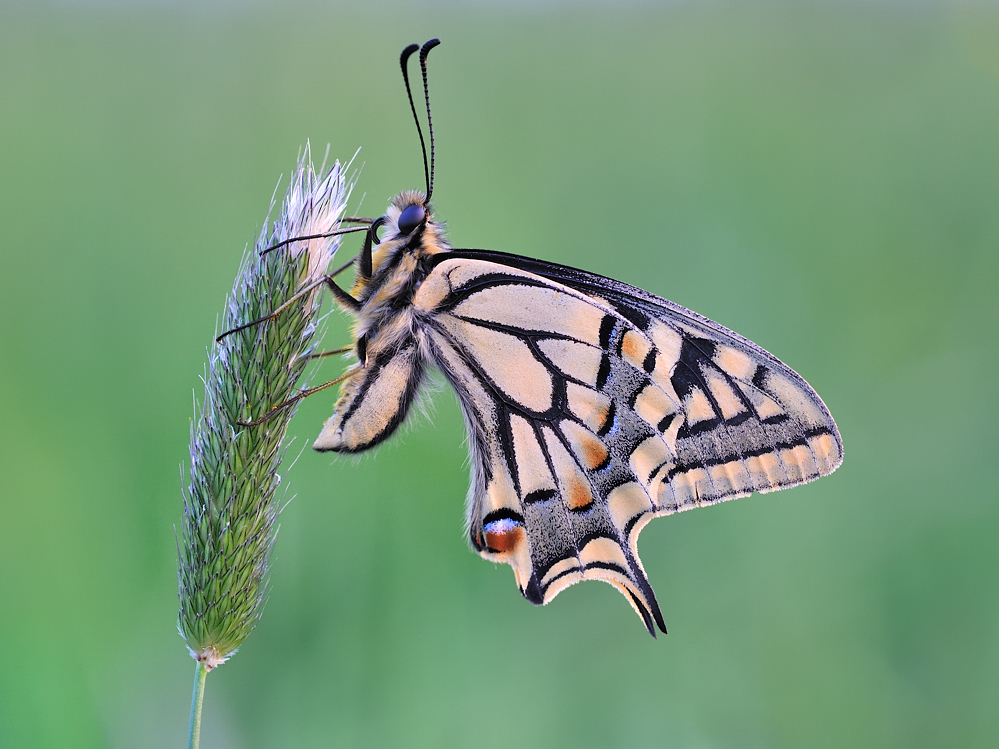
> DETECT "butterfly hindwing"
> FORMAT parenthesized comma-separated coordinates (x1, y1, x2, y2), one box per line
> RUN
(412, 258, 667, 631)
(411, 253, 842, 634)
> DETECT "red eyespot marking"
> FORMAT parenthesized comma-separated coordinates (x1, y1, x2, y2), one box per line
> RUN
(483, 518, 525, 554)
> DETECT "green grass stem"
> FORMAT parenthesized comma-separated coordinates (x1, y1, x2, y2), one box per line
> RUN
(187, 660, 208, 749)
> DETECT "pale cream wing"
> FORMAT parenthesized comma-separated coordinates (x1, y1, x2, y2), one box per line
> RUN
(412, 253, 842, 635)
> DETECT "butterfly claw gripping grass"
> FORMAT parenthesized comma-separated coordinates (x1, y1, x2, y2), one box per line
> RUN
(178, 148, 352, 669)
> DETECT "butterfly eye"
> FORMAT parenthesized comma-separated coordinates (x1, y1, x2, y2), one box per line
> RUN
(397, 204, 426, 236)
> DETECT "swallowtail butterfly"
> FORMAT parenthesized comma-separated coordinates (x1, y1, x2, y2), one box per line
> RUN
(240, 40, 843, 635)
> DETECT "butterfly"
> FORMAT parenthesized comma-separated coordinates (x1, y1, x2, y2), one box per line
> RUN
(246, 39, 843, 636)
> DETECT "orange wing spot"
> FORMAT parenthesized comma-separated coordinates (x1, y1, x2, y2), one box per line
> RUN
(565, 476, 594, 510)
(583, 441, 608, 470)
(809, 432, 841, 474)
(620, 330, 651, 367)
(560, 419, 610, 471)
(592, 403, 611, 433)
(566, 382, 612, 434)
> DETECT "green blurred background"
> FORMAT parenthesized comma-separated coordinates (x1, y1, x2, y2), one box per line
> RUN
(2, 1, 998, 746)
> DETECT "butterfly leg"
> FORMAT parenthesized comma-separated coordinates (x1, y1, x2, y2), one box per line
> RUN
(216, 265, 362, 343)
(258, 224, 370, 257)
(303, 345, 353, 361)
(319, 274, 360, 311)
(236, 370, 356, 428)
(297, 219, 385, 310)
(216, 276, 331, 343)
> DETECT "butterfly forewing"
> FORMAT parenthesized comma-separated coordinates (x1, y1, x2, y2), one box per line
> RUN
(313, 330, 425, 453)
(406, 252, 842, 635)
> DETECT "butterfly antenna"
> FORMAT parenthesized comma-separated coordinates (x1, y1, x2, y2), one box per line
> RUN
(400, 43, 430, 201)
(419, 38, 441, 203)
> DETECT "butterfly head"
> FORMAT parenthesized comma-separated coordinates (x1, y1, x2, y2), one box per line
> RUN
(362, 190, 445, 280)
(388, 190, 430, 239)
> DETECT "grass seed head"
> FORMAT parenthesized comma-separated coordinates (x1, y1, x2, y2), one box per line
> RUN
(178, 147, 353, 668)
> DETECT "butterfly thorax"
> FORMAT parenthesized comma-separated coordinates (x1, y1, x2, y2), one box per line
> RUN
(349, 192, 448, 360)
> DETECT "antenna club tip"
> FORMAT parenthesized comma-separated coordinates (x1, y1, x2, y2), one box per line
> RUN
(421, 38, 441, 59)
(401, 43, 419, 65)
